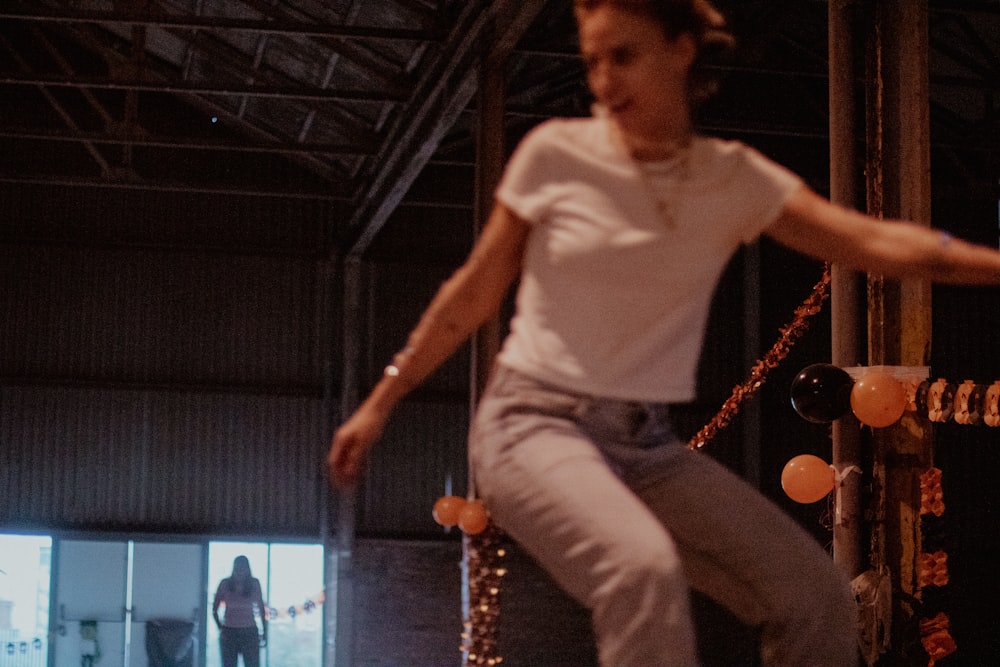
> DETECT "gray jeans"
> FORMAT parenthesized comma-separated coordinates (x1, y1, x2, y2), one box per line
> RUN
(470, 365, 856, 667)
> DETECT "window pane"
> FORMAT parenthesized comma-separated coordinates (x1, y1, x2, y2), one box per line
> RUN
(0, 534, 51, 667)
(266, 544, 323, 667)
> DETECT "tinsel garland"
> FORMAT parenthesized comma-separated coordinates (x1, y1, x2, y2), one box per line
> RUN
(688, 263, 831, 449)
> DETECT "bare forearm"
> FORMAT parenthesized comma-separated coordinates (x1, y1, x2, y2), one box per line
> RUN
(920, 232, 1000, 285)
(359, 206, 527, 417)
(328, 205, 527, 488)
(770, 188, 1000, 285)
(362, 268, 502, 415)
(842, 219, 1000, 284)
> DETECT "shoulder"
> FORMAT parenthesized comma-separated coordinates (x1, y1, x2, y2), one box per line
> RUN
(694, 137, 763, 168)
(504, 116, 621, 187)
(515, 116, 606, 159)
(693, 137, 801, 187)
(523, 116, 598, 141)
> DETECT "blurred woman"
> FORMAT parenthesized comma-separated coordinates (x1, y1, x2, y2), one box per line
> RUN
(212, 555, 267, 667)
(330, 1, 1000, 664)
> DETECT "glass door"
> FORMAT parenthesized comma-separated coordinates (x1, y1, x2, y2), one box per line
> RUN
(0, 534, 51, 667)
(206, 542, 322, 667)
(265, 544, 323, 667)
(51, 540, 128, 667)
(130, 542, 203, 667)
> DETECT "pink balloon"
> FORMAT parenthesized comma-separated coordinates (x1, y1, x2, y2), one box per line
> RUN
(851, 370, 907, 427)
(782, 454, 835, 504)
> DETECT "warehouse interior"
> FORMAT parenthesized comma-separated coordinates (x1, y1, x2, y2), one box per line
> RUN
(1, 1, 999, 665)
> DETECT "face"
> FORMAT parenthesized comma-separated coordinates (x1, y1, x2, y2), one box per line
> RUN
(233, 556, 251, 577)
(577, 4, 695, 143)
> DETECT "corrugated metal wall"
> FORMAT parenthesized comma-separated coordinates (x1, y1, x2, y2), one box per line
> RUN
(1, 385, 327, 535)
(1, 246, 326, 387)
(357, 260, 474, 536)
(1, 183, 337, 536)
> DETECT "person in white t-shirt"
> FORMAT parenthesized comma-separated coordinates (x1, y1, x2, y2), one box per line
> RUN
(330, 1, 1000, 664)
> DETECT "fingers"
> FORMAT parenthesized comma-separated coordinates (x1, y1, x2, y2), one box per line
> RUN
(327, 432, 365, 488)
(327, 410, 385, 488)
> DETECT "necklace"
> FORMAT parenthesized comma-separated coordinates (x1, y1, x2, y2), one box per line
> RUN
(632, 145, 692, 229)
(608, 121, 694, 229)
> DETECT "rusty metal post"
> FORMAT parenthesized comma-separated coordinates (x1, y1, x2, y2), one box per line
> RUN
(865, 0, 934, 657)
(461, 38, 507, 667)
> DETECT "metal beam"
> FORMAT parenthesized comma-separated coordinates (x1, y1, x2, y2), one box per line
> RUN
(345, 0, 547, 255)
(0, 34, 111, 175)
(0, 126, 372, 155)
(0, 72, 406, 102)
(0, 176, 352, 201)
(0, 8, 440, 41)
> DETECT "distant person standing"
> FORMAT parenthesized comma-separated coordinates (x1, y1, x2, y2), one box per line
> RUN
(212, 555, 267, 667)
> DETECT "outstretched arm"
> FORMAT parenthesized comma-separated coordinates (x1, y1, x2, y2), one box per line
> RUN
(765, 186, 1000, 285)
(327, 203, 530, 488)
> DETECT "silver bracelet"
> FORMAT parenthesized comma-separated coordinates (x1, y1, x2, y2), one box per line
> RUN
(383, 346, 415, 378)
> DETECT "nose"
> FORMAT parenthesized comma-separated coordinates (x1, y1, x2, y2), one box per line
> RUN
(588, 62, 615, 104)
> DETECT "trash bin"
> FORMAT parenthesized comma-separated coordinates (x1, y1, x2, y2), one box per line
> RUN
(146, 618, 196, 667)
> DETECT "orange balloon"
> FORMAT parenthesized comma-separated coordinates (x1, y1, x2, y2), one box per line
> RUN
(458, 500, 489, 535)
(432, 495, 467, 527)
(851, 370, 907, 427)
(781, 454, 835, 504)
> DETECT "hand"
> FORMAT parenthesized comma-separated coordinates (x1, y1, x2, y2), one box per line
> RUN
(260, 634, 267, 648)
(327, 405, 388, 488)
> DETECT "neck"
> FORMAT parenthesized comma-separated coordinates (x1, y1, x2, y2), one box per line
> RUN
(614, 123, 693, 162)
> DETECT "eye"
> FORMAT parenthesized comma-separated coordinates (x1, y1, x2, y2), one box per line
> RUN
(610, 46, 636, 66)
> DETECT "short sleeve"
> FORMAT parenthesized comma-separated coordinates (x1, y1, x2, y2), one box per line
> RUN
(733, 145, 804, 243)
(495, 121, 564, 225)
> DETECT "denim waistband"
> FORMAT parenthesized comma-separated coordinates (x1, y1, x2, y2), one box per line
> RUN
(486, 365, 684, 448)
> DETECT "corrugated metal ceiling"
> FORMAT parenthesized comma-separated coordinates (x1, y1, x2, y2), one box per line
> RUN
(2, 1, 998, 255)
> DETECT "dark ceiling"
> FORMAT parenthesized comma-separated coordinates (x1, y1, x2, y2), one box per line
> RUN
(1, 0, 998, 257)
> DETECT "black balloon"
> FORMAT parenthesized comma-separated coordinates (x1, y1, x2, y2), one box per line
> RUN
(790, 363, 854, 423)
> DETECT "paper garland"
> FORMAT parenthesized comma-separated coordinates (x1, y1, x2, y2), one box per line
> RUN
(918, 467, 956, 666)
(266, 592, 324, 620)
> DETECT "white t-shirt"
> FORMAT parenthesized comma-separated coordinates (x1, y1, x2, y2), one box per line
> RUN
(495, 111, 803, 402)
